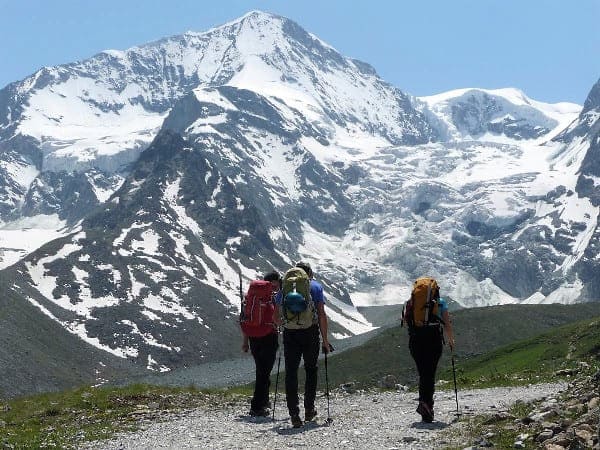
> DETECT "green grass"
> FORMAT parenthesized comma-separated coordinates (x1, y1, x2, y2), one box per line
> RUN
(439, 316, 600, 389)
(311, 304, 600, 391)
(0, 383, 252, 448)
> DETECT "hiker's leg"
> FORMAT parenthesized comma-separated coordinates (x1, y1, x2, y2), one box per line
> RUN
(284, 329, 302, 417)
(420, 329, 443, 407)
(426, 333, 443, 408)
(250, 333, 278, 411)
(262, 332, 278, 408)
(303, 325, 320, 411)
(249, 336, 261, 410)
(409, 334, 429, 403)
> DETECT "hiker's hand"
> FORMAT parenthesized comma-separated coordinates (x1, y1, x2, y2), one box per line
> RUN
(242, 342, 249, 353)
(322, 341, 333, 354)
(448, 337, 455, 351)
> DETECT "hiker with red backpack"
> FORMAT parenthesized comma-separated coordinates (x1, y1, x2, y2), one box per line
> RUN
(274, 261, 332, 428)
(240, 271, 282, 417)
(401, 277, 455, 423)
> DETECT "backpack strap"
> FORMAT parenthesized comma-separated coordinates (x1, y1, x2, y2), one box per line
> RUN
(424, 282, 432, 325)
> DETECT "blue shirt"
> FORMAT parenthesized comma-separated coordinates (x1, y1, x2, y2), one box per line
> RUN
(437, 297, 449, 318)
(275, 280, 326, 305)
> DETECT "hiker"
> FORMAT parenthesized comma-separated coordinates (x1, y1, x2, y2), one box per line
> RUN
(402, 277, 455, 423)
(274, 261, 332, 428)
(240, 271, 281, 417)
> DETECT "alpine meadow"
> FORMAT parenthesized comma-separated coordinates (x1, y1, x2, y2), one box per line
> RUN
(0, 9, 599, 449)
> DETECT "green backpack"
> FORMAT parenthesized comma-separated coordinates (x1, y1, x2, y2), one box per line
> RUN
(281, 267, 316, 329)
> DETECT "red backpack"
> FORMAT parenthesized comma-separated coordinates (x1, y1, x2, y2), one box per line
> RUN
(240, 280, 276, 337)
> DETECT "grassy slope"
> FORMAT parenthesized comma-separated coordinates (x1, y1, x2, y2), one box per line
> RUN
(315, 302, 600, 389)
(439, 314, 600, 388)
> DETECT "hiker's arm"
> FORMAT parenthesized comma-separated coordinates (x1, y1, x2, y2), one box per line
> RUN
(442, 310, 455, 350)
(242, 333, 249, 353)
(274, 304, 282, 327)
(317, 302, 331, 353)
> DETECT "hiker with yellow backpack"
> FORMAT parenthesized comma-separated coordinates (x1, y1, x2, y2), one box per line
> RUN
(402, 277, 455, 423)
(273, 261, 332, 428)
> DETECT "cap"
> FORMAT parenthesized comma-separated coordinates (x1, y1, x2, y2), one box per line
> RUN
(295, 261, 312, 276)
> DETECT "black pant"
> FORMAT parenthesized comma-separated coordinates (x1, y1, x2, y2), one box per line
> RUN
(283, 324, 320, 417)
(409, 326, 443, 407)
(249, 332, 279, 411)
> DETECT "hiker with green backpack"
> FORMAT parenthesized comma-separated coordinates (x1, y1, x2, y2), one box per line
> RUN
(240, 271, 282, 417)
(401, 277, 455, 423)
(274, 261, 332, 428)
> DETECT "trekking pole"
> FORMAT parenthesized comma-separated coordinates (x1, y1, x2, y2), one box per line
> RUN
(238, 271, 244, 315)
(272, 330, 282, 422)
(451, 350, 460, 417)
(324, 344, 334, 425)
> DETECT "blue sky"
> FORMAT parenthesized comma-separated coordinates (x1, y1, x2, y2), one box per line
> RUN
(1, 0, 598, 104)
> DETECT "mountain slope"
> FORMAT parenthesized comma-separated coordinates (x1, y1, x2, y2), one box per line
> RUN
(0, 274, 142, 399)
(0, 12, 599, 379)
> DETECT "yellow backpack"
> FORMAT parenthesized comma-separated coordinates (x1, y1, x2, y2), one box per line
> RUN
(402, 277, 441, 328)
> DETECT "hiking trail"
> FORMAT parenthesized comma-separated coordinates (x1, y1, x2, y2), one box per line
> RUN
(84, 382, 565, 449)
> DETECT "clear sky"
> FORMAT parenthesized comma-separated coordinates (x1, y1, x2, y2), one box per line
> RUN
(1, 0, 598, 104)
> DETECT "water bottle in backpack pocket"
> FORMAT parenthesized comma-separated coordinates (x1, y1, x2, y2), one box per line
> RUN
(281, 267, 316, 329)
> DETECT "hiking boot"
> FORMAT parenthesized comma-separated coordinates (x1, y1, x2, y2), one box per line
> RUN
(249, 407, 270, 417)
(290, 415, 303, 428)
(305, 408, 317, 422)
(416, 401, 433, 423)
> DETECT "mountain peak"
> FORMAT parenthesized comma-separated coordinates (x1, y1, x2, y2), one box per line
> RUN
(175, 10, 289, 40)
(582, 78, 600, 113)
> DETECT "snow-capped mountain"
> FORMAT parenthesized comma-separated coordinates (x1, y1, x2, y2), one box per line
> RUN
(417, 87, 580, 142)
(0, 10, 434, 268)
(0, 11, 598, 372)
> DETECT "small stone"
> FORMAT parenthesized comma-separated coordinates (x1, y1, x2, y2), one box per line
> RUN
(544, 444, 565, 450)
(575, 428, 593, 442)
(148, 402, 160, 410)
(514, 440, 525, 448)
(379, 374, 398, 389)
(403, 436, 418, 443)
(473, 437, 493, 447)
(530, 409, 559, 422)
(551, 433, 571, 447)
(541, 421, 560, 431)
(537, 429, 554, 442)
(587, 397, 599, 409)
(577, 423, 594, 433)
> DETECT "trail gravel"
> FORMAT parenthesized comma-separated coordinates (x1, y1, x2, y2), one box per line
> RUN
(84, 382, 566, 449)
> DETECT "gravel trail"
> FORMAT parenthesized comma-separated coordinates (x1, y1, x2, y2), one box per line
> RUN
(84, 382, 566, 449)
